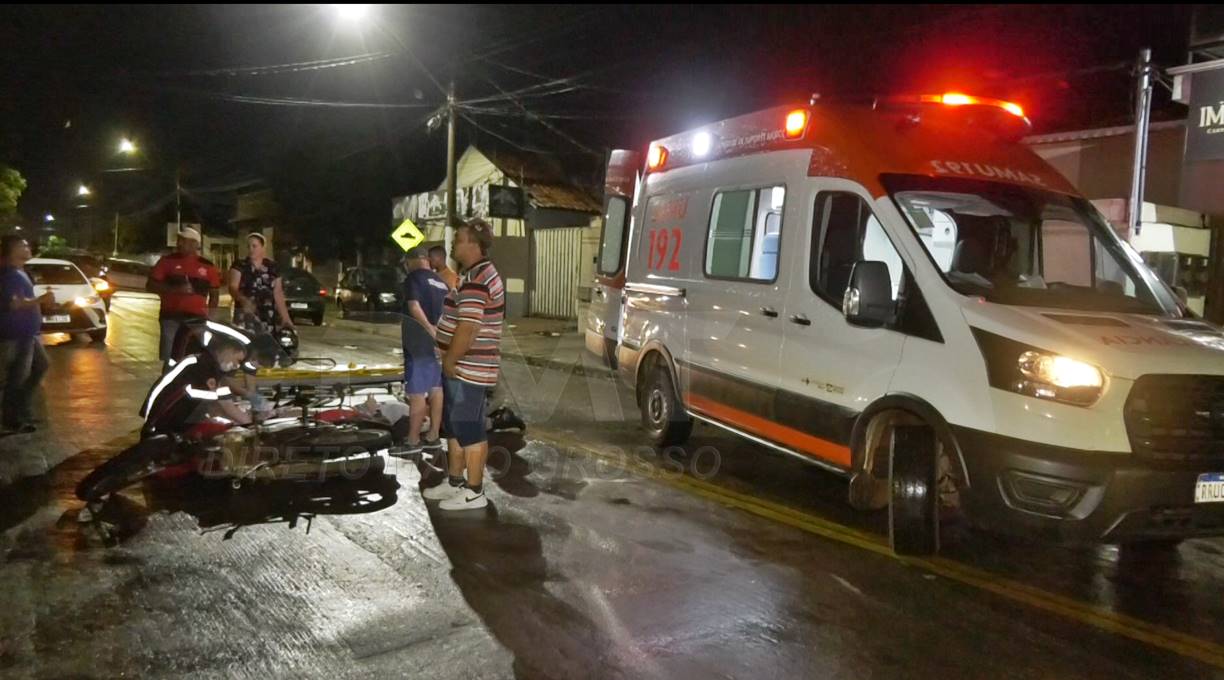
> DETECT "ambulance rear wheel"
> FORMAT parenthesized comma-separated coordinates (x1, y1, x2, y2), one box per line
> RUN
(889, 424, 940, 556)
(641, 363, 691, 448)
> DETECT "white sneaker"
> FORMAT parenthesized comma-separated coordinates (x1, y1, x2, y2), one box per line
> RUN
(439, 489, 488, 511)
(422, 481, 465, 501)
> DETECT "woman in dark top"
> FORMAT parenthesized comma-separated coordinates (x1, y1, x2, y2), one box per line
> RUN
(228, 233, 293, 331)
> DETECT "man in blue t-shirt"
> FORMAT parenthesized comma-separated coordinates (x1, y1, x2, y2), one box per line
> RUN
(0, 235, 55, 433)
(397, 247, 451, 457)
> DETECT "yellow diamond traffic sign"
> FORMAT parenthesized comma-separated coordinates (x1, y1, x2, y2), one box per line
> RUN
(391, 218, 424, 252)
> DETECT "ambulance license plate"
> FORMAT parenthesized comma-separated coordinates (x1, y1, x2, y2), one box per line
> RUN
(43, 315, 70, 324)
(290, 303, 309, 310)
(1195, 473, 1224, 503)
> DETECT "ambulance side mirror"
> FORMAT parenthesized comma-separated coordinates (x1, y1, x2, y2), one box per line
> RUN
(842, 261, 894, 328)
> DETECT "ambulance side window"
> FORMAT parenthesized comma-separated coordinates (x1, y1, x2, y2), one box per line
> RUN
(598, 197, 629, 275)
(704, 185, 785, 282)
(810, 192, 903, 304)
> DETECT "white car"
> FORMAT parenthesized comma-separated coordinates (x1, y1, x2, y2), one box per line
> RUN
(26, 258, 108, 343)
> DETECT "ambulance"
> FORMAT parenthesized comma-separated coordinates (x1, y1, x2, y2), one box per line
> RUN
(587, 93, 1224, 554)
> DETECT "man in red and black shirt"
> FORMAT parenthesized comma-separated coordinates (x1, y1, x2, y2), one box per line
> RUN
(147, 228, 221, 361)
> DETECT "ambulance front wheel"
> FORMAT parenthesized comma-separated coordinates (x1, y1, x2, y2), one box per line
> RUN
(641, 363, 692, 448)
(889, 424, 940, 556)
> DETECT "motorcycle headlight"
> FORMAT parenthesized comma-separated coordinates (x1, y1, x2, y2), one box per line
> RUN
(972, 329, 1105, 407)
(379, 292, 396, 303)
(91, 278, 110, 292)
(74, 295, 101, 308)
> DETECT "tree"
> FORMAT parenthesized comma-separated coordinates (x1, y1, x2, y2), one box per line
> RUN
(40, 235, 69, 256)
(0, 165, 27, 218)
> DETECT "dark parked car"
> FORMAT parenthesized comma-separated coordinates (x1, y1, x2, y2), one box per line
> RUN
(335, 265, 402, 317)
(282, 267, 329, 326)
(103, 257, 152, 291)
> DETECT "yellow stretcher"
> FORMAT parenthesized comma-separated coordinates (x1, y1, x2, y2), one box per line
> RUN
(254, 362, 404, 389)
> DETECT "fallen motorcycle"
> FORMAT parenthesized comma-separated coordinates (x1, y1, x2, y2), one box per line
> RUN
(76, 321, 408, 504)
(75, 385, 396, 502)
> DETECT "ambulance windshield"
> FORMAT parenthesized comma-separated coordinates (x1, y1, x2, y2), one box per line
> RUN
(885, 175, 1182, 317)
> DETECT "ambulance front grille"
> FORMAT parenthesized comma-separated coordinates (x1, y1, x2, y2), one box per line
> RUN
(1124, 375, 1224, 466)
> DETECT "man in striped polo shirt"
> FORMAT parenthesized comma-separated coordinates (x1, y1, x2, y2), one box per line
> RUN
(423, 219, 505, 510)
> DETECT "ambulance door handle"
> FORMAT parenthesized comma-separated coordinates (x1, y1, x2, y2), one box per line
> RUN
(760, 306, 779, 318)
(789, 314, 811, 326)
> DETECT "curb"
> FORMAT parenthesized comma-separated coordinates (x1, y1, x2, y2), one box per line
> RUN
(327, 318, 615, 378)
(328, 318, 402, 339)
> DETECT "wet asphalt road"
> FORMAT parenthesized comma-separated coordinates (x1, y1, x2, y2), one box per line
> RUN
(3, 293, 1224, 679)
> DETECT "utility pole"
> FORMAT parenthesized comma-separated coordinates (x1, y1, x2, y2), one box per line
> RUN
(175, 166, 183, 233)
(1129, 47, 1154, 236)
(445, 79, 458, 265)
(113, 212, 119, 256)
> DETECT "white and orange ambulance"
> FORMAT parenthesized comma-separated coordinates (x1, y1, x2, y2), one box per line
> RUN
(589, 93, 1224, 554)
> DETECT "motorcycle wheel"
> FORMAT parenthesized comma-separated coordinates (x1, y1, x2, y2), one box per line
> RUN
(75, 444, 167, 502)
(299, 427, 393, 456)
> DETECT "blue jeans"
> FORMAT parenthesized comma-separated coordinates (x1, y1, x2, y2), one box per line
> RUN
(442, 378, 488, 447)
(0, 337, 49, 428)
(159, 319, 187, 362)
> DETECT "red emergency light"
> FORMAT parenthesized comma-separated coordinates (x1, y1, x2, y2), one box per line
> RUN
(647, 143, 668, 171)
(784, 109, 809, 139)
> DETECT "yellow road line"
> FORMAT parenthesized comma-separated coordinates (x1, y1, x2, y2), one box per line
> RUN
(536, 430, 1224, 670)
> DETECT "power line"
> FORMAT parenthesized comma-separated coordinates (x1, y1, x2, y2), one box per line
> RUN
(457, 9, 606, 66)
(155, 51, 398, 77)
(472, 71, 598, 155)
(159, 85, 441, 109)
(459, 104, 635, 121)
(374, 25, 448, 98)
(999, 60, 1132, 86)
(181, 177, 266, 194)
(457, 112, 556, 154)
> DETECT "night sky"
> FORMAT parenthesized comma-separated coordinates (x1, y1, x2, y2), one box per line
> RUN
(0, 4, 1196, 250)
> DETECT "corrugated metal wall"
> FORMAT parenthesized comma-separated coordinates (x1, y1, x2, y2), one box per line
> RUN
(531, 227, 583, 319)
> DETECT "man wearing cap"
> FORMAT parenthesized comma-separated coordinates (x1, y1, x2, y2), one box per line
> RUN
(147, 228, 221, 362)
(398, 246, 450, 457)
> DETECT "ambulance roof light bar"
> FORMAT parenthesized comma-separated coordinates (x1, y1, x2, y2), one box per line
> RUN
(878, 92, 1027, 120)
(809, 91, 1026, 120)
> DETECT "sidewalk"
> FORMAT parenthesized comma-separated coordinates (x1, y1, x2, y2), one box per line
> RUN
(329, 313, 613, 378)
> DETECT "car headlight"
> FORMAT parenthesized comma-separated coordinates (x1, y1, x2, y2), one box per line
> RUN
(972, 329, 1105, 407)
(74, 296, 101, 308)
(379, 292, 396, 303)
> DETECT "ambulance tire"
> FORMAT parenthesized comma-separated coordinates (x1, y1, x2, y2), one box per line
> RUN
(889, 424, 940, 556)
(641, 363, 691, 448)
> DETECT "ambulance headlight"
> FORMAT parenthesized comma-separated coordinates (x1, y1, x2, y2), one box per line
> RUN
(972, 329, 1105, 407)
(1018, 352, 1103, 390)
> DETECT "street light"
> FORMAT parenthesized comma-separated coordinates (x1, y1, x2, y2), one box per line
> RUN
(77, 184, 92, 197)
(331, 4, 371, 24)
(118, 137, 137, 154)
(44, 213, 55, 223)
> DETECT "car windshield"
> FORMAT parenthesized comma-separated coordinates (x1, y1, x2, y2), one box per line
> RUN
(884, 174, 1182, 316)
(27, 263, 89, 286)
(284, 270, 321, 292)
(364, 267, 400, 289)
(67, 256, 104, 278)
